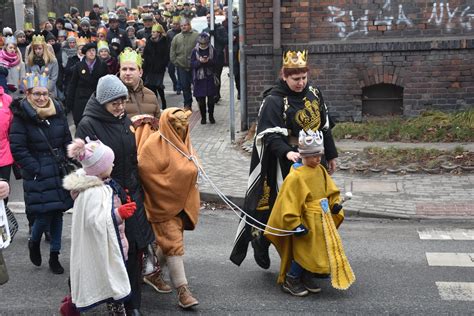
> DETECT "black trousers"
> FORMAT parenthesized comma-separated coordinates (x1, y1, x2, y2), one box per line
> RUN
(0, 165, 11, 205)
(124, 241, 144, 311)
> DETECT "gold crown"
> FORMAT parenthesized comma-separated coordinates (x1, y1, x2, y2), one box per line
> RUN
(31, 35, 45, 46)
(76, 36, 89, 46)
(282, 50, 308, 69)
(119, 47, 143, 68)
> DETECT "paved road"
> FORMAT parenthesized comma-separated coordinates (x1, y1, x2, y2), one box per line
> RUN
(1, 210, 473, 315)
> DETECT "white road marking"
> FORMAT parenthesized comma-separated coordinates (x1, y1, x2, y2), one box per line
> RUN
(418, 229, 474, 240)
(426, 253, 474, 267)
(436, 282, 474, 301)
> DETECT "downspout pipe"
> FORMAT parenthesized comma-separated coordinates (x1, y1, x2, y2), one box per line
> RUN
(273, 0, 282, 76)
(238, 0, 247, 130)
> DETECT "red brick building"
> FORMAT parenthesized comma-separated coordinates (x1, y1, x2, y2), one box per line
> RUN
(244, 0, 474, 123)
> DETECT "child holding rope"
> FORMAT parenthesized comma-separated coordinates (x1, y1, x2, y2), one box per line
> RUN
(264, 129, 355, 297)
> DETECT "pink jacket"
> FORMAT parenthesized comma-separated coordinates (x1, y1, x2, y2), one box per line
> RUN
(0, 86, 13, 167)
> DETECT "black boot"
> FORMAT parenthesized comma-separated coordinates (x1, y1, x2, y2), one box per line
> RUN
(157, 86, 167, 110)
(208, 100, 215, 124)
(198, 99, 207, 124)
(251, 234, 271, 269)
(28, 240, 42, 266)
(49, 251, 64, 274)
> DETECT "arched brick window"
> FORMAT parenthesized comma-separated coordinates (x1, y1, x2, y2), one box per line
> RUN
(362, 83, 403, 116)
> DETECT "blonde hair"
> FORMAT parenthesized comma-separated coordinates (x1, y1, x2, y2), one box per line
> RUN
(27, 43, 57, 67)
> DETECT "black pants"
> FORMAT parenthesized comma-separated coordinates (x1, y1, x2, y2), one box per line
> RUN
(196, 96, 215, 120)
(145, 84, 167, 110)
(0, 165, 11, 206)
(124, 241, 144, 311)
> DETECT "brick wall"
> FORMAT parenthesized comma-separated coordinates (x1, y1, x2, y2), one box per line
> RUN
(244, 0, 474, 123)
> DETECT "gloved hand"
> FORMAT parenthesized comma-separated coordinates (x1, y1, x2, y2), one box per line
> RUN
(293, 224, 308, 237)
(331, 203, 343, 214)
(118, 202, 136, 219)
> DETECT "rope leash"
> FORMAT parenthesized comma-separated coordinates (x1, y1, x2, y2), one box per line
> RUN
(158, 132, 297, 236)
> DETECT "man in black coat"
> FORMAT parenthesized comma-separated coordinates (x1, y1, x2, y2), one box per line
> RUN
(136, 13, 154, 40)
(107, 13, 132, 54)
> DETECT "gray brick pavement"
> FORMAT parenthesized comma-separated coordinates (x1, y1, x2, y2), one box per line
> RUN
(190, 70, 474, 219)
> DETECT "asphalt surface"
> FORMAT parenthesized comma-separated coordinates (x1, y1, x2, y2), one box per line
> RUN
(1, 211, 473, 315)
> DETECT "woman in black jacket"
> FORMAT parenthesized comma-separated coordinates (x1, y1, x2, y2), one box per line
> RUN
(75, 75, 154, 316)
(9, 73, 73, 274)
(66, 42, 108, 126)
(143, 24, 169, 110)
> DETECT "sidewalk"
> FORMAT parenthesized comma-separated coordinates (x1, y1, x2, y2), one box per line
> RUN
(190, 71, 474, 219)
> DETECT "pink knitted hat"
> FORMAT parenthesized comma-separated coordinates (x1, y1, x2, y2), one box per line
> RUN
(67, 137, 115, 176)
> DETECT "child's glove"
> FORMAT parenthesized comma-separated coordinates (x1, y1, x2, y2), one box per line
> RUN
(293, 224, 308, 237)
(118, 202, 136, 219)
(331, 203, 343, 214)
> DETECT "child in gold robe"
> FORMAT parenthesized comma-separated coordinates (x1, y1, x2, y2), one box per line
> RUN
(264, 129, 354, 297)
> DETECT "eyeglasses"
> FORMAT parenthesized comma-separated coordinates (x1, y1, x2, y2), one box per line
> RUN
(32, 92, 49, 98)
(109, 98, 128, 108)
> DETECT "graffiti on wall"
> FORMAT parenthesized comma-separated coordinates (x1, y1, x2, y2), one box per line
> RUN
(328, 0, 474, 39)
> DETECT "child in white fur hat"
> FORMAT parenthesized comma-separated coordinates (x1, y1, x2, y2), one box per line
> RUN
(62, 137, 136, 314)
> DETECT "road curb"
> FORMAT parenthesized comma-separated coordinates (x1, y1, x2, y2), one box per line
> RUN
(200, 192, 474, 221)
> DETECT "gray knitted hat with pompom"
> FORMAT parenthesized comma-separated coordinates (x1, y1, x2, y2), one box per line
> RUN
(96, 75, 128, 105)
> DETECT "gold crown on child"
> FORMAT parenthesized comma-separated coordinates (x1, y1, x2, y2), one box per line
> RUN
(282, 50, 308, 69)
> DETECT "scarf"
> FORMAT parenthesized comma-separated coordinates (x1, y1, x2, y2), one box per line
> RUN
(194, 45, 214, 80)
(30, 98, 57, 119)
(0, 50, 20, 68)
(63, 47, 77, 59)
(33, 55, 45, 68)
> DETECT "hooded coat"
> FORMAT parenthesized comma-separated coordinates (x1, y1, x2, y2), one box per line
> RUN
(138, 108, 200, 230)
(75, 94, 154, 249)
(63, 169, 131, 310)
(9, 98, 73, 213)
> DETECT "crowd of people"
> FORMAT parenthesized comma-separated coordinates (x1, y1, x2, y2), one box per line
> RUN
(0, 0, 239, 126)
(0, 1, 355, 315)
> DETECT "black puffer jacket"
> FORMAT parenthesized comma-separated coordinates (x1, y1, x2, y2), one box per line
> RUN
(75, 95, 154, 248)
(9, 98, 73, 214)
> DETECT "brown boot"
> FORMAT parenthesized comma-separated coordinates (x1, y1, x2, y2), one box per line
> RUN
(143, 270, 172, 293)
(177, 285, 199, 309)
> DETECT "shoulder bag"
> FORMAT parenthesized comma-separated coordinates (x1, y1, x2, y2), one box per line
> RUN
(36, 127, 78, 178)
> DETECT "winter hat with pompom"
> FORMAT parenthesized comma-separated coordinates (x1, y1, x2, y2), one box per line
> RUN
(67, 137, 115, 176)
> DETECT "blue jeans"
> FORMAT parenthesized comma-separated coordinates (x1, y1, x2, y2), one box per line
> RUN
(168, 62, 181, 91)
(31, 211, 63, 252)
(177, 67, 193, 108)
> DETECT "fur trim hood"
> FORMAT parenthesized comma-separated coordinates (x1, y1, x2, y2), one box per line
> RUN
(63, 168, 104, 192)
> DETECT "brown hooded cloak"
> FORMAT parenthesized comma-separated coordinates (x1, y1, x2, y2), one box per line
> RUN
(138, 107, 200, 230)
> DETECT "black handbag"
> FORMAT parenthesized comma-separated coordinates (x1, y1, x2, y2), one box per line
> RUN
(36, 127, 78, 177)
